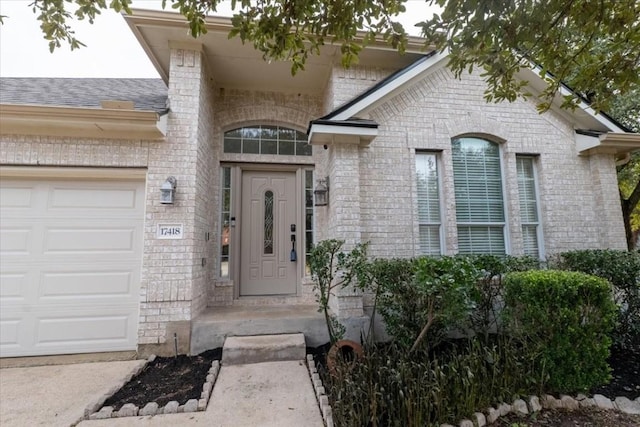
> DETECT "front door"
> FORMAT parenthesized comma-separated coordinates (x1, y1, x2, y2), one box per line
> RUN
(240, 171, 298, 296)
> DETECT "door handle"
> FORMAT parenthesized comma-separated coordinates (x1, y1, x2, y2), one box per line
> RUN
(290, 224, 297, 261)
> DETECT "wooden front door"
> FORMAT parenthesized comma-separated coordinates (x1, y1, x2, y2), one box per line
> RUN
(240, 171, 298, 295)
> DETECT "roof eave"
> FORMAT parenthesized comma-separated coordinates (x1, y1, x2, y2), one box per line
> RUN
(0, 104, 166, 141)
(308, 121, 379, 146)
(577, 131, 640, 156)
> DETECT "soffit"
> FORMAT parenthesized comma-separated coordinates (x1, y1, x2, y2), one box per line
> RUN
(124, 9, 426, 94)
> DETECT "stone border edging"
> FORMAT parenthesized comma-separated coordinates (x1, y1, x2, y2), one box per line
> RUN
(86, 356, 221, 420)
(440, 393, 640, 427)
(307, 354, 334, 427)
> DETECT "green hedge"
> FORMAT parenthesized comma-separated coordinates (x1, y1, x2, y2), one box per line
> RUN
(554, 249, 640, 350)
(503, 270, 616, 393)
(372, 256, 480, 351)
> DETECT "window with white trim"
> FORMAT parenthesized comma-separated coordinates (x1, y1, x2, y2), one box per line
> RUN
(223, 125, 311, 156)
(452, 137, 506, 255)
(415, 152, 442, 255)
(219, 167, 231, 278)
(516, 156, 543, 257)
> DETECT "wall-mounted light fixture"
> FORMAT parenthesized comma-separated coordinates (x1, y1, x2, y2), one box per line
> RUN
(160, 176, 177, 204)
(314, 177, 329, 206)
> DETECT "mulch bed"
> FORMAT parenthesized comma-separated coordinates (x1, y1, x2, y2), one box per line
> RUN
(103, 348, 221, 411)
(496, 407, 640, 427)
(591, 346, 640, 399)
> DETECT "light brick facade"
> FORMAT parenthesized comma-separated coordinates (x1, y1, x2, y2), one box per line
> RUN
(0, 42, 629, 355)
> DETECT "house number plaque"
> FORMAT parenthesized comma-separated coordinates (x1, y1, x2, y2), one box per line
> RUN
(157, 223, 184, 239)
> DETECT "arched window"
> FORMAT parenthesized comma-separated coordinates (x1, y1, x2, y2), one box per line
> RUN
(223, 125, 311, 156)
(452, 137, 506, 255)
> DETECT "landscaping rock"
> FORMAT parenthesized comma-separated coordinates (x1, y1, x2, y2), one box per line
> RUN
(593, 394, 615, 410)
(560, 395, 579, 410)
(323, 405, 332, 421)
(542, 394, 561, 409)
(486, 407, 500, 424)
(89, 406, 113, 420)
(579, 398, 596, 408)
(473, 412, 486, 427)
(316, 386, 325, 396)
(198, 398, 207, 411)
(528, 395, 542, 412)
(140, 402, 158, 416)
(512, 399, 528, 415)
(117, 403, 138, 417)
(163, 401, 179, 414)
(183, 399, 198, 413)
(615, 396, 640, 415)
(498, 402, 511, 416)
(459, 419, 474, 427)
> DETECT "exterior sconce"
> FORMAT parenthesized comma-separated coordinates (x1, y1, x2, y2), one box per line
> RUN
(160, 176, 177, 204)
(314, 177, 329, 206)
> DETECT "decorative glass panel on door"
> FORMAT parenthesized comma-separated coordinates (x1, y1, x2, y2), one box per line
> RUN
(264, 190, 274, 254)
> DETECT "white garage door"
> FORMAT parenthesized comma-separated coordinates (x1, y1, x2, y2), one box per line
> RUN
(0, 174, 145, 357)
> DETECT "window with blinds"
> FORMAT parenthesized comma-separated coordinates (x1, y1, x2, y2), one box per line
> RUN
(416, 153, 442, 255)
(516, 156, 542, 257)
(452, 137, 506, 255)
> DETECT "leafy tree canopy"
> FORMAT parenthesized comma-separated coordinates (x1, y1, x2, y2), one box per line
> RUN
(6, 0, 639, 115)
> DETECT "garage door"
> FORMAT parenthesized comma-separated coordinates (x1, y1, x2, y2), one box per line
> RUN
(0, 174, 145, 357)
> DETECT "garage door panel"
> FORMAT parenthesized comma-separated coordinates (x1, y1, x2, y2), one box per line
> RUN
(44, 227, 137, 253)
(36, 314, 131, 344)
(0, 185, 34, 208)
(0, 175, 144, 357)
(48, 186, 139, 210)
(0, 318, 21, 347)
(0, 271, 29, 301)
(0, 228, 33, 254)
(39, 270, 135, 300)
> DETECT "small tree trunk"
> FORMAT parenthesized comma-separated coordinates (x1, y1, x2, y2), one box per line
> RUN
(410, 300, 435, 353)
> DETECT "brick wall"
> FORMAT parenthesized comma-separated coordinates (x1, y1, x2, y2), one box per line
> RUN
(318, 64, 627, 323)
(207, 87, 323, 306)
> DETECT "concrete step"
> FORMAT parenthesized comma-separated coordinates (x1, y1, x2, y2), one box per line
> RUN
(222, 333, 306, 365)
(190, 305, 329, 355)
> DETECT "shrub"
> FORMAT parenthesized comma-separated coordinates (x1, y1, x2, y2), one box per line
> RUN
(308, 239, 369, 344)
(466, 255, 543, 339)
(324, 337, 535, 427)
(554, 249, 640, 350)
(503, 270, 617, 393)
(374, 256, 480, 352)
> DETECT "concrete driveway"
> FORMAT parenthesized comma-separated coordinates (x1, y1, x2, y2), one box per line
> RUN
(0, 359, 145, 427)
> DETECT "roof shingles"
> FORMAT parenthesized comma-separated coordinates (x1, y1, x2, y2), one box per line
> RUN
(0, 78, 168, 114)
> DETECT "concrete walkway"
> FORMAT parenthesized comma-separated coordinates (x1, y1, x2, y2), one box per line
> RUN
(77, 360, 323, 427)
(0, 360, 145, 427)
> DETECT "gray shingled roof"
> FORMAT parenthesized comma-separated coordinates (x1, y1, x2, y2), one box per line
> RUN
(0, 78, 168, 114)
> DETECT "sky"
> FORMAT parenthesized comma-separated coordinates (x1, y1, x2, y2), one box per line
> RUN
(0, 0, 434, 79)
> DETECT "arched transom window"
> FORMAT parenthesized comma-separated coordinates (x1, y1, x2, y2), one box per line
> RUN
(223, 125, 311, 156)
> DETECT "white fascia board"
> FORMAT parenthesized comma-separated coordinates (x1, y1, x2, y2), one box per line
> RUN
(308, 123, 378, 145)
(522, 63, 626, 133)
(331, 50, 449, 121)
